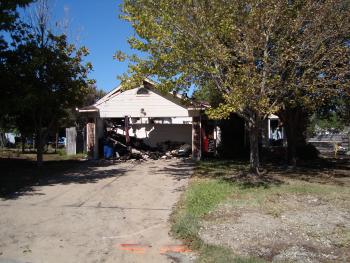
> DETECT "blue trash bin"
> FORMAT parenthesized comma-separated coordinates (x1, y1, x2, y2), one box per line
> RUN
(104, 144, 113, 159)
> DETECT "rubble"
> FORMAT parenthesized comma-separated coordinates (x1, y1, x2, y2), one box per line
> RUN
(177, 144, 191, 157)
(103, 133, 191, 161)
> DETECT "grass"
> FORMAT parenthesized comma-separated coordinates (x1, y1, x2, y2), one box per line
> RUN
(185, 180, 234, 217)
(198, 245, 265, 263)
(171, 159, 350, 262)
(171, 178, 266, 262)
(171, 179, 234, 248)
(0, 148, 86, 161)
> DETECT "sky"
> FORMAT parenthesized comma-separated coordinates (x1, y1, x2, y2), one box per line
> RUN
(33, 0, 137, 92)
(19, 0, 196, 95)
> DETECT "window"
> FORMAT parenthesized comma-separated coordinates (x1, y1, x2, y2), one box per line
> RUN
(268, 118, 284, 146)
(136, 87, 149, 95)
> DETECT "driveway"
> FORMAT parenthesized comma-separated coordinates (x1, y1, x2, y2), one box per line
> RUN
(0, 159, 194, 263)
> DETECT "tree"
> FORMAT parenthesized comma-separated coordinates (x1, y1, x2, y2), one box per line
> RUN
(3, 0, 93, 165)
(119, 0, 349, 172)
(308, 94, 350, 135)
(119, 1, 279, 173)
(0, 0, 35, 130)
(270, 0, 350, 164)
(0, 0, 34, 41)
(60, 84, 106, 129)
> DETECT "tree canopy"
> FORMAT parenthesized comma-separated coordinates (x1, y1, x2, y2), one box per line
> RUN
(1, 0, 93, 165)
(120, 0, 350, 172)
(0, 0, 34, 37)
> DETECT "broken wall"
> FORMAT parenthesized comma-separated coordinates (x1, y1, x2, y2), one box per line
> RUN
(114, 124, 192, 147)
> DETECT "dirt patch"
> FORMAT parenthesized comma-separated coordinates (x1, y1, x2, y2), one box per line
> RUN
(270, 157, 350, 187)
(199, 194, 350, 262)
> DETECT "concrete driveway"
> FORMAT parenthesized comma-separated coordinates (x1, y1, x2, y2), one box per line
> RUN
(0, 159, 194, 263)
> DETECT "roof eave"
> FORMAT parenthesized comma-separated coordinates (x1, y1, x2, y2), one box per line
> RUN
(78, 109, 99, 113)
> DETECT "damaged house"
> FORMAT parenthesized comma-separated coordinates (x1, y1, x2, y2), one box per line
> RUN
(77, 78, 287, 161)
(78, 79, 219, 160)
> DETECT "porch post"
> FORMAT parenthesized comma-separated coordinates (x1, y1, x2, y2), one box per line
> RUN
(86, 117, 104, 159)
(192, 116, 201, 160)
(86, 120, 95, 159)
(94, 117, 104, 159)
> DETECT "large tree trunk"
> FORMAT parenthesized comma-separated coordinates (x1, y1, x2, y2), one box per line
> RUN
(0, 133, 6, 148)
(278, 106, 309, 166)
(248, 122, 260, 173)
(246, 110, 261, 174)
(21, 135, 26, 154)
(55, 132, 58, 153)
(32, 135, 35, 151)
(284, 120, 297, 166)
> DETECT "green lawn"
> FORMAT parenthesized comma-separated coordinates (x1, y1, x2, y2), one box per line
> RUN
(0, 148, 86, 161)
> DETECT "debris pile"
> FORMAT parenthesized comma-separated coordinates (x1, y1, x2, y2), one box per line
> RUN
(102, 133, 191, 161)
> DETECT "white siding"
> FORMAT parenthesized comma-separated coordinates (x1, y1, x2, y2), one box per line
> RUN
(97, 88, 190, 118)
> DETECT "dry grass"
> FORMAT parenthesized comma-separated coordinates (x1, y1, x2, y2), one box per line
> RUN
(171, 158, 350, 262)
(0, 148, 86, 161)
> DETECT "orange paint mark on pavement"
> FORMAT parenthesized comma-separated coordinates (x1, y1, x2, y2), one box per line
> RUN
(117, 243, 191, 255)
(159, 245, 192, 254)
(117, 244, 151, 254)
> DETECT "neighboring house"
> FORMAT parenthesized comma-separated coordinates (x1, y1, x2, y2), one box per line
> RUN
(5, 133, 16, 144)
(78, 79, 210, 160)
(308, 127, 350, 154)
(0, 133, 16, 148)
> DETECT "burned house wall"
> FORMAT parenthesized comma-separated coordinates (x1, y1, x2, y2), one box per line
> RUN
(200, 118, 219, 157)
(80, 78, 205, 159)
(114, 124, 192, 147)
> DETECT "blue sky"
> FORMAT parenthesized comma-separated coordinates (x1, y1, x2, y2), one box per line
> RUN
(39, 0, 136, 92)
(20, 0, 195, 95)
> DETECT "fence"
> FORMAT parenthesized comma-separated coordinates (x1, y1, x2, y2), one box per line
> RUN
(308, 133, 349, 156)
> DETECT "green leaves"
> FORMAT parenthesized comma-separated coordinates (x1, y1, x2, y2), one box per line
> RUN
(120, 0, 349, 126)
(117, 0, 350, 115)
(1, 0, 94, 147)
(113, 50, 127, 62)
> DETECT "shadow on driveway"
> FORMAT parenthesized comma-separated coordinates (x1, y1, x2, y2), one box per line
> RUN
(151, 159, 194, 181)
(0, 158, 128, 199)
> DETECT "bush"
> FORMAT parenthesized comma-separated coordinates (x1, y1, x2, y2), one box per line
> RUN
(57, 148, 66, 156)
